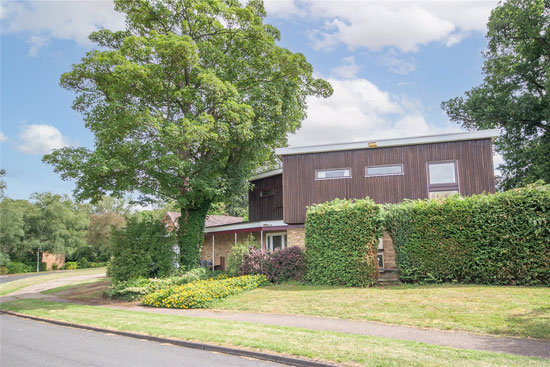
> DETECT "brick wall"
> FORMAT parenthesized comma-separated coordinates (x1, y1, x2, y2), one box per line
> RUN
(287, 227, 305, 249)
(41, 252, 65, 270)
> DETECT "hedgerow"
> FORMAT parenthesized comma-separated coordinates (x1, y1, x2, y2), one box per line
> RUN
(141, 275, 269, 309)
(384, 183, 550, 285)
(305, 198, 381, 287)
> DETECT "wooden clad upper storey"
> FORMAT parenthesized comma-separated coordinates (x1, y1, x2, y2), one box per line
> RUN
(248, 169, 283, 222)
(277, 130, 498, 224)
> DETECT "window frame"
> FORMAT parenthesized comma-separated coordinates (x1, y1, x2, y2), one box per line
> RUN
(365, 164, 404, 177)
(259, 188, 274, 198)
(426, 160, 460, 193)
(266, 232, 287, 252)
(315, 167, 352, 181)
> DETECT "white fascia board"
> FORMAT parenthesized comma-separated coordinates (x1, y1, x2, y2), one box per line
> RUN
(275, 129, 500, 156)
(249, 168, 283, 181)
(204, 220, 287, 233)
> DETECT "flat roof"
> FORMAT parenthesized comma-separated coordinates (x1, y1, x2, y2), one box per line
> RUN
(275, 129, 500, 156)
(204, 220, 287, 234)
(249, 168, 283, 181)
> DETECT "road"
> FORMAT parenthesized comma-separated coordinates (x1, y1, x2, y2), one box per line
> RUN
(0, 314, 285, 367)
(0, 272, 48, 284)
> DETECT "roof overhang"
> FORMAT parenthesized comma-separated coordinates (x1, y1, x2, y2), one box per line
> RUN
(204, 220, 287, 235)
(275, 129, 500, 156)
(249, 168, 283, 181)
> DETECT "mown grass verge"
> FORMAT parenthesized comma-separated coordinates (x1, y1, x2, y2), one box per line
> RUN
(1, 299, 549, 367)
(214, 282, 550, 339)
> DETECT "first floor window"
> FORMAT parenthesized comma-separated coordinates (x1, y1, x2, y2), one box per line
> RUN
(316, 168, 351, 180)
(266, 232, 287, 252)
(427, 160, 459, 197)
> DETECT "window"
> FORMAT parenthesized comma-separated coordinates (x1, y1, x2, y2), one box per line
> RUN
(316, 168, 351, 180)
(378, 238, 384, 250)
(260, 188, 274, 198)
(266, 233, 287, 252)
(377, 254, 384, 268)
(366, 164, 403, 177)
(427, 161, 459, 196)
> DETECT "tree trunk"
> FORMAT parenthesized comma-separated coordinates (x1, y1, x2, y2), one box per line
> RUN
(178, 204, 210, 269)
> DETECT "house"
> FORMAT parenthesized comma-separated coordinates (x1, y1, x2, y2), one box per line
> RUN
(192, 129, 499, 273)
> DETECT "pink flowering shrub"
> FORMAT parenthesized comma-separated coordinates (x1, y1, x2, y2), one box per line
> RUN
(240, 246, 306, 283)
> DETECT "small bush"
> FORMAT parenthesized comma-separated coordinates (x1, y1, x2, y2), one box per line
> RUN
(0, 267, 7, 275)
(64, 262, 78, 270)
(7, 262, 33, 274)
(78, 257, 90, 269)
(39, 262, 47, 272)
(306, 198, 381, 287)
(52, 264, 59, 271)
(90, 262, 108, 268)
(142, 275, 269, 309)
(240, 246, 306, 283)
(226, 235, 259, 276)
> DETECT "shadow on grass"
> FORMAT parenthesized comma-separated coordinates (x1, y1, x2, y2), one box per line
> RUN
(500, 307, 550, 340)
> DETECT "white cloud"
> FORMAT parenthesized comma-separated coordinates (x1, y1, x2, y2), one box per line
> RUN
(0, 132, 8, 142)
(331, 56, 360, 79)
(267, 0, 498, 52)
(16, 124, 69, 155)
(288, 77, 461, 147)
(1, 0, 124, 55)
(378, 51, 416, 75)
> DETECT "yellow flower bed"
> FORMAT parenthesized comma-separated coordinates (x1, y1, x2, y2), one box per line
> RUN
(141, 275, 268, 309)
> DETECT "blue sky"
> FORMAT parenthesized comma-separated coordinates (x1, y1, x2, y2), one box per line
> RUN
(0, 0, 500, 200)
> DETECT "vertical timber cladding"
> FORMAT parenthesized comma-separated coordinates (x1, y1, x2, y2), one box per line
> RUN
(249, 174, 283, 222)
(282, 139, 496, 224)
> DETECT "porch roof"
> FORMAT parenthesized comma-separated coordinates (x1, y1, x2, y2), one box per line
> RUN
(204, 220, 288, 235)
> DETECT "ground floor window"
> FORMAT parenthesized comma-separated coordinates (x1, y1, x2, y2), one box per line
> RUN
(266, 232, 287, 252)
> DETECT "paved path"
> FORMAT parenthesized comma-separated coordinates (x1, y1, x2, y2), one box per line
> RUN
(108, 305, 550, 359)
(1, 313, 284, 367)
(0, 272, 47, 284)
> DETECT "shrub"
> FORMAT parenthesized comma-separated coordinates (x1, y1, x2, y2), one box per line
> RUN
(0, 267, 7, 275)
(52, 264, 59, 271)
(90, 262, 108, 268)
(39, 262, 47, 272)
(7, 262, 33, 274)
(240, 246, 306, 283)
(78, 257, 90, 269)
(106, 267, 213, 301)
(142, 275, 269, 309)
(108, 212, 175, 282)
(384, 183, 550, 285)
(64, 262, 78, 270)
(306, 198, 382, 287)
(226, 235, 259, 276)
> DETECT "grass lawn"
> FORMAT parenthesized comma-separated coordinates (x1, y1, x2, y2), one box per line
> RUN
(1, 299, 549, 367)
(214, 283, 550, 339)
(0, 268, 106, 296)
(41, 278, 108, 295)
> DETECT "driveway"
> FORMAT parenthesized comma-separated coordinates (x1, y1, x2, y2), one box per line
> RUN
(1, 314, 285, 367)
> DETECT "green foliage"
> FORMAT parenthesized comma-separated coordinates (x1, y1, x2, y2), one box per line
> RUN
(142, 274, 269, 309)
(43, 0, 331, 269)
(64, 262, 78, 270)
(305, 198, 382, 287)
(0, 199, 33, 261)
(6, 262, 33, 274)
(108, 212, 175, 282)
(85, 212, 126, 262)
(39, 262, 47, 272)
(78, 257, 90, 269)
(106, 267, 213, 301)
(442, 0, 550, 190)
(385, 183, 550, 285)
(89, 262, 108, 268)
(52, 264, 59, 271)
(226, 234, 259, 276)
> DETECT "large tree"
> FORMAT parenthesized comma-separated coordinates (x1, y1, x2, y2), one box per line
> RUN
(44, 0, 332, 267)
(442, 0, 550, 190)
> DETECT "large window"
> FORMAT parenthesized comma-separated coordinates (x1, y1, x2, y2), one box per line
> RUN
(266, 232, 287, 252)
(316, 168, 351, 180)
(427, 161, 459, 198)
(366, 164, 403, 177)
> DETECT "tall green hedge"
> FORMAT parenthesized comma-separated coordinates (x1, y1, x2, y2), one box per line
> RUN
(305, 198, 381, 287)
(384, 183, 550, 285)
